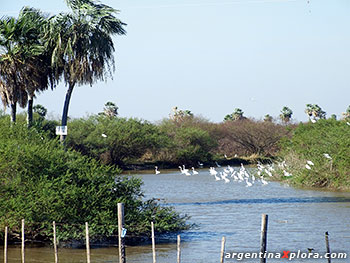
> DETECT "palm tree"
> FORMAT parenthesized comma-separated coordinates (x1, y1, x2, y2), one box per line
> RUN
(305, 104, 326, 121)
(224, 108, 245, 121)
(280, 106, 293, 124)
(0, 15, 30, 122)
(264, 114, 273, 122)
(103, 101, 118, 118)
(0, 7, 52, 125)
(232, 108, 244, 121)
(21, 8, 55, 127)
(47, 0, 126, 142)
(305, 104, 313, 119)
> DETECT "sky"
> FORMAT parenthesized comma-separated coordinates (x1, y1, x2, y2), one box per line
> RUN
(2, 0, 350, 123)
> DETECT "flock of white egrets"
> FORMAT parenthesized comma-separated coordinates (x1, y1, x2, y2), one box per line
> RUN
(154, 152, 333, 186)
(154, 163, 278, 187)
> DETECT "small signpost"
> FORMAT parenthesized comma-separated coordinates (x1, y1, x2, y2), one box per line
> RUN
(56, 126, 68, 136)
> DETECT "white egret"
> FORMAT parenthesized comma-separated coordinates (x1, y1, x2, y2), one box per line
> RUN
(101, 133, 107, 138)
(245, 179, 252, 187)
(209, 167, 218, 176)
(240, 163, 246, 171)
(265, 169, 273, 177)
(179, 166, 190, 176)
(220, 172, 230, 182)
(283, 170, 292, 177)
(184, 170, 191, 176)
(215, 161, 221, 168)
(260, 177, 268, 185)
(192, 167, 199, 175)
(228, 165, 234, 173)
(230, 170, 237, 178)
(306, 160, 314, 166)
(305, 164, 312, 170)
(182, 165, 189, 174)
(179, 166, 185, 174)
(323, 153, 332, 160)
(155, 166, 160, 175)
(223, 167, 230, 174)
(237, 171, 244, 182)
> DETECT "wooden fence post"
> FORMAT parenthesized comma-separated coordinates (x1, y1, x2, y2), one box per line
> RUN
(53, 222, 58, 263)
(260, 214, 268, 263)
(21, 219, 25, 263)
(177, 235, 181, 263)
(4, 226, 8, 263)
(85, 222, 91, 263)
(151, 222, 156, 263)
(118, 203, 126, 263)
(220, 236, 226, 263)
(325, 232, 331, 263)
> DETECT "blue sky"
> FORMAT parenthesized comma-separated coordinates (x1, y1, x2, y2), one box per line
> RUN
(2, 0, 350, 122)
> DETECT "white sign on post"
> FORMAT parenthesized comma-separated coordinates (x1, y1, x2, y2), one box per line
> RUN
(56, 126, 68, 135)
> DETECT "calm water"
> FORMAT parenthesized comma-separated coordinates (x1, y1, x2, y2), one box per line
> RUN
(2, 167, 350, 262)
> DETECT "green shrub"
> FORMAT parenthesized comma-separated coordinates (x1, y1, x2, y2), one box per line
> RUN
(158, 118, 217, 164)
(0, 119, 189, 243)
(66, 116, 167, 166)
(278, 119, 350, 189)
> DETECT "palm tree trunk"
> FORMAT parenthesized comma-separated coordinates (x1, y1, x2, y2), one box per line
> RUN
(27, 95, 34, 128)
(10, 103, 16, 123)
(60, 82, 75, 143)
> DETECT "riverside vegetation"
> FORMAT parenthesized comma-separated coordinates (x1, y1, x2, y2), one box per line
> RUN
(1, 104, 350, 246)
(0, 116, 190, 245)
(274, 118, 350, 190)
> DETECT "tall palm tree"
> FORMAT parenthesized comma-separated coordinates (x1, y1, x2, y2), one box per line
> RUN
(103, 101, 118, 118)
(47, 0, 126, 142)
(0, 15, 30, 122)
(305, 104, 326, 121)
(20, 8, 55, 127)
(280, 106, 293, 124)
(224, 108, 245, 121)
(0, 7, 52, 125)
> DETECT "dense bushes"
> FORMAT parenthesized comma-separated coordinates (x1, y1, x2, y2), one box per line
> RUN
(0, 118, 189, 243)
(66, 116, 166, 166)
(65, 115, 220, 166)
(157, 117, 217, 165)
(64, 114, 290, 167)
(215, 119, 291, 157)
(277, 119, 350, 189)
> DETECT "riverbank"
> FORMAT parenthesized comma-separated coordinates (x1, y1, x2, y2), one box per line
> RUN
(123, 156, 273, 171)
(274, 119, 350, 191)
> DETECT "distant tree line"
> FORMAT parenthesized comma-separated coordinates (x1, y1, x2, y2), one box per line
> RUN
(6, 102, 346, 169)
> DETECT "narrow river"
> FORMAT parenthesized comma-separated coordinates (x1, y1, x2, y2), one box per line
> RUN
(1, 166, 350, 262)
